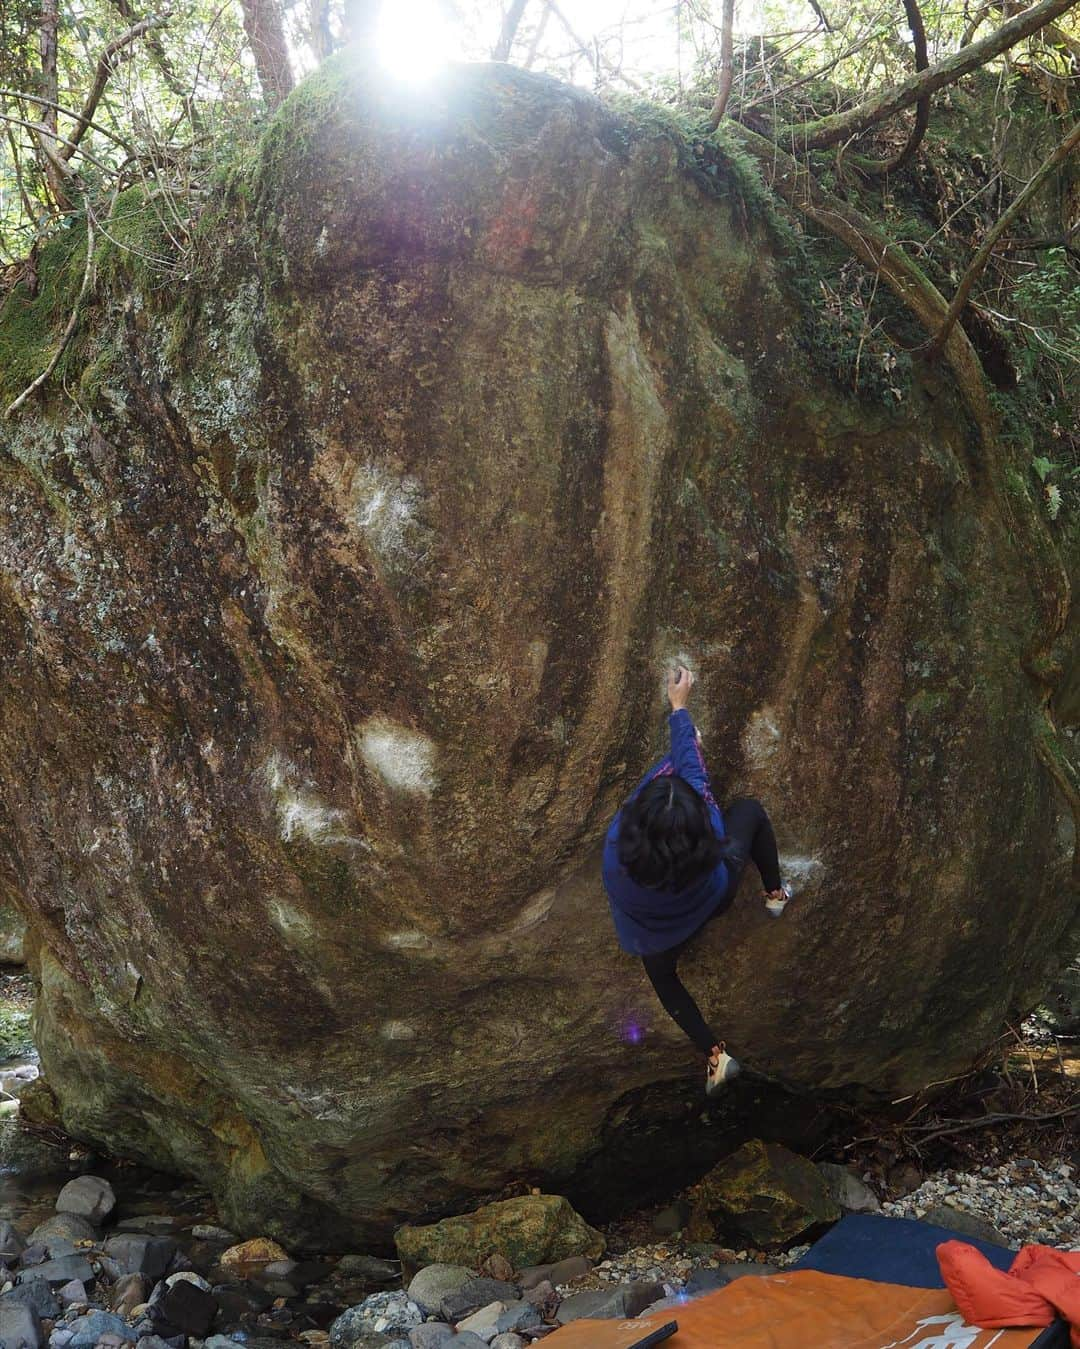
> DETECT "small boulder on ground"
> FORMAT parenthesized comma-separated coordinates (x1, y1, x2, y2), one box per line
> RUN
(555, 1283, 664, 1323)
(328, 1291, 423, 1348)
(517, 1255, 591, 1290)
(102, 1234, 177, 1279)
(55, 1176, 116, 1224)
(687, 1140, 840, 1247)
(396, 1195, 603, 1274)
(406, 1265, 474, 1317)
(0, 1296, 41, 1349)
(922, 1204, 1010, 1248)
(1, 1280, 59, 1319)
(27, 1215, 97, 1249)
(408, 1324, 453, 1348)
(219, 1238, 290, 1270)
(818, 1163, 881, 1215)
(65, 1309, 130, 1349)
(16, 1254, 94, 1287)
(440, 1278, 519, 1323)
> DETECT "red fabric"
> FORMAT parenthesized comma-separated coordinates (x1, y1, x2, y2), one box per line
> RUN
(938, 1239, 1080, 1347)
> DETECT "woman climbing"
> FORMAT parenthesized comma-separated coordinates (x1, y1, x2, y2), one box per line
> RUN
(602, 665, 792, 1096)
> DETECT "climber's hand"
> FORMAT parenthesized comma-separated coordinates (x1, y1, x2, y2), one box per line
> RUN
(667, 665, 694, 711)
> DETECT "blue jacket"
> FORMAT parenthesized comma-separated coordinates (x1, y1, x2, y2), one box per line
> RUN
(602, 708, 730, 956)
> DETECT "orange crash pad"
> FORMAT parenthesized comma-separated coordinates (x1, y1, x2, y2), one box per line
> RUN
(543, 1270, 1049, 1347)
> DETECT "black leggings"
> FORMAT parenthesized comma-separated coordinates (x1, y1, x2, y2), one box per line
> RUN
(640, 797, 781, 1056)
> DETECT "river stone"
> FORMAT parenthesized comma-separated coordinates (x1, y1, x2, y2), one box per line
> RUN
(517, 1256, 591, 1290)
(397, 1197, 602, 1273)
(492, 1301, 541, 1335)
(922, 1204, 1010, 1247)
(489, 1339, 525, 1349)
(328, 1293, 423, 1347)
(219, 1239, 289, 1270)
(555, 1283, 664, 1323)
(0, 1224, 23, 1264)
(408, 1326, 453, 1349)
(16, 1255, 94, 1287)
(406, 1265, 474, 1316)
(65, 1310, 130, 1349)
(28, 1215, 97, 1248)
(818, 1163, 882, 1214)
(55, 1176, 116, 1224)
(0, 1298, 41, 1349)
(684, 1263, 779, 1297)
(2, 1280, 61, 1318)
(440, 1281, 519, 1323)
(689, 1140, 841, 1246)
(102, 1236, 176, 1279)
(453, 1302, 503, 1338)
(2, 56, 1075, 1252)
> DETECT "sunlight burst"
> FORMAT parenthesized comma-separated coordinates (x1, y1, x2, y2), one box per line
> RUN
(376, 0, 461, 82)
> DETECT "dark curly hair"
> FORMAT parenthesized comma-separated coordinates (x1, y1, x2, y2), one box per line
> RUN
(616, 774, 725, 892)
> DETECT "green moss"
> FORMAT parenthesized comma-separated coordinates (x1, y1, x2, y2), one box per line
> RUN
(0, 226, 89, 406)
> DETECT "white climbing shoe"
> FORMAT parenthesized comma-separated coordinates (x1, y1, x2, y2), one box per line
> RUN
(705, 1044, 741, 1095)
(764, 883, 793, 918)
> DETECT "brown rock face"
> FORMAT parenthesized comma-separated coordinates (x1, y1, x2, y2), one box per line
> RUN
(0, 58, 1072, 1247)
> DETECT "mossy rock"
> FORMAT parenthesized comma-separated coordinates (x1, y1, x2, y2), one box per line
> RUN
(688, 1140, 840, 1247)
(394, 1194, 604, 1273)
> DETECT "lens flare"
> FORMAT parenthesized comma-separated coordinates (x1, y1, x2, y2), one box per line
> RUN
(376, 0, 459, 82)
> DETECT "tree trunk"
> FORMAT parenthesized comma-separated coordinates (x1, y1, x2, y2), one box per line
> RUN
(708, 0, 735, 129)
(493, 0, 529, 60)
(309, 0, 335, 60)
(36, 0, 69, 211)
(238, 0, 295, 110)
(859, 0, 930, 174)
(773, 0, 1080, 150)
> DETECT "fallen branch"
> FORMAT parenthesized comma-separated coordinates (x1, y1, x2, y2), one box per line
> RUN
(915, 1103, 1080, 1145)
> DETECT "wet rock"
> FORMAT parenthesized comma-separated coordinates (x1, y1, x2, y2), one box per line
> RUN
(440, 1281, 519, 1323)
(328, 1293, 423, 1348)
(517, 1257, 591, 1291)
(407, 1325, 453, 1348)
(110, 1273, 150, 1317)
(0, 1297, 41, 1349)
(55, 1280, 86, 1308)
(65, 1310, 130, 1349)
(17, 1255, 94, 1287)
(102, 1237, 177, 1279)
(406, 1266, 474, 1317)
(2, 1280, 61, 1319)
(397, 1198, 603, 1274)
(156, 1276, 218, 1334)
(219, 1239, 289, 1271)
(454, 1298, 506, 1337)
(492, 1301, 542, 1335)
(190, 1227, 238, 1244)
(335, 1257, 400, 1283)
(113, 1217, 180, 1236)
(165, 1271, 212, 1292)
(922, 1205, 1010, 1248)
(0, 1222, 25, 1262)
(818, 1163, 881, 1215)
(688, 1141, 840, 1246)
(55, 1176, 116, 1224)
(555, 1283, 664, 1323)
(28, 1216, 97, 1249)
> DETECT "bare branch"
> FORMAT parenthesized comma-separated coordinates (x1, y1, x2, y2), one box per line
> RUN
(929, 118, 1080, 352)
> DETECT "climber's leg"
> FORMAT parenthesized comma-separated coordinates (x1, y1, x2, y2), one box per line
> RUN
(641, 942, 718, 1056)
(722, 796, 783, 896)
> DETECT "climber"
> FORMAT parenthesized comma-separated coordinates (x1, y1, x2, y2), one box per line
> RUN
(601, 664, 792, 1096)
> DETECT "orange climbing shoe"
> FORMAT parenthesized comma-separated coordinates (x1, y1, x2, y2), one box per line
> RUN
(705, 1043, 741, 1095)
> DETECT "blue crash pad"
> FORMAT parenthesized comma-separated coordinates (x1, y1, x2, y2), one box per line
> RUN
(791, 1213, 1016, 1288)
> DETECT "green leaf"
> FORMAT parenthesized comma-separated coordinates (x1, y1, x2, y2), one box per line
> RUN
(1032, 456, 1054, 482)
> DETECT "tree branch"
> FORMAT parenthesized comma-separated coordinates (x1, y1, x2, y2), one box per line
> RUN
(928, 118, 1080, 353)
(708, 0, 736, 129)
(859, 0, 931, 174)
(772, 0, 1080, 150)
(238, 0, 294, 109)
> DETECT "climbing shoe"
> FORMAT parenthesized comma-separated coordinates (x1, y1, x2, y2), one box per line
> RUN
(764, 883, 793, 918)
(705, 1044, 741, 1095)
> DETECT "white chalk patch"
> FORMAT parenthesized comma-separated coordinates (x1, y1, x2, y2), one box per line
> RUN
(384, 930, 434, 953)
(268, 898, 317, 941)
(261, 753, 366, 847)
(351, 463, 427, 568)
(380, 1021, 416, 1040)
(357, 718, 436, 795)
(743, 706, 782, 768)
(781, 852, 825, 889)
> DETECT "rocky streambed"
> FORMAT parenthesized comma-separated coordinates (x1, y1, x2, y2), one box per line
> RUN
(0, 1126, 1075, 1349)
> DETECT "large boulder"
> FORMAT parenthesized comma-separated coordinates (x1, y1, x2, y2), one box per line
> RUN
(686, 1140, 840, 1246)
(0, 55, 1073, 1248)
